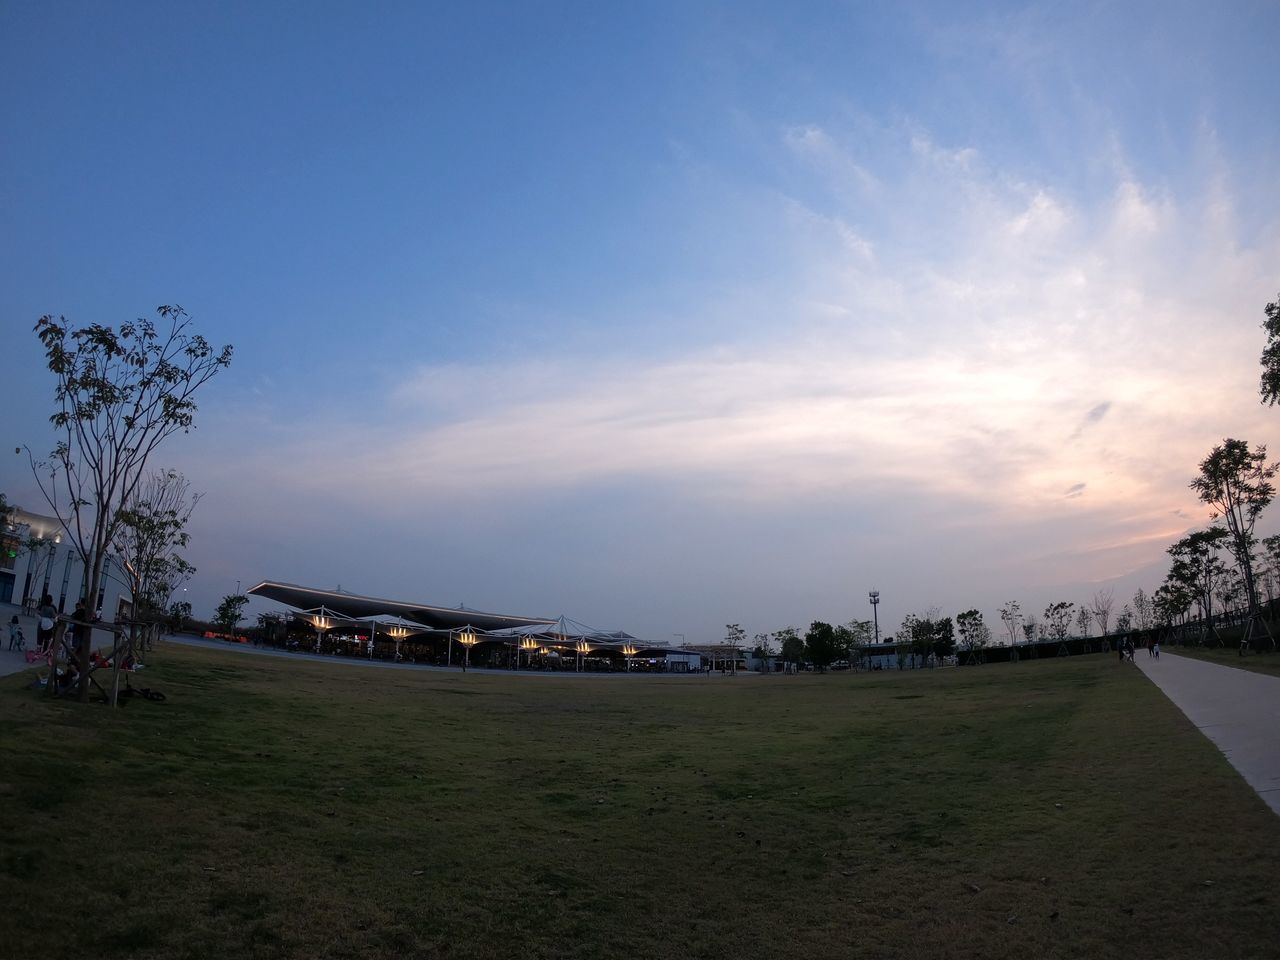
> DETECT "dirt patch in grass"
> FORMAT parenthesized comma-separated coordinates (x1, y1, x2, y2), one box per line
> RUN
(0, 645, 1276, 959)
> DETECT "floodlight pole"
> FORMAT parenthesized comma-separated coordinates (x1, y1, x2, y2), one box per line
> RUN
(869, 590, 880, 645)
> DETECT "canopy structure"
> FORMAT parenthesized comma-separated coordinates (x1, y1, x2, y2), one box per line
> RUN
(490, 616, 680, 657)
(248, 581, 556, 632)
(350, 614, 431, 633)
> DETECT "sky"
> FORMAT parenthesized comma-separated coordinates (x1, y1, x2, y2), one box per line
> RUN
(2, 1, 1279, 644)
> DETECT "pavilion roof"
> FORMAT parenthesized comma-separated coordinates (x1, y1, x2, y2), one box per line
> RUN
(248, 580, 556, 632)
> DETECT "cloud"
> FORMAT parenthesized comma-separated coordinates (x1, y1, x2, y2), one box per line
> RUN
(1068, 400, 1111, 440)
(215, 121, 1275, 545)
(176, 112, 1280, 641)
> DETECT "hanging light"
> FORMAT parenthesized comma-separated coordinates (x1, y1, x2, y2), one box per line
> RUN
(621, 644, 638, 657)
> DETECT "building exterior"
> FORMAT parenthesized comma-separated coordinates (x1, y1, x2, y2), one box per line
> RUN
(247, 580, 708, 672)
(1, 505, 127, 617)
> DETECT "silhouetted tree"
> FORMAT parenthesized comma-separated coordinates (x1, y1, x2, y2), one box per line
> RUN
(956, 609, 991, 658)
(111, 469, 200, 623)
(213, 594, 248, 638)
(169, 600, 192, 633)
(999, 601, 1022, 646)
(25, 307, 231, 699)
(1114, 606, 1133, 634)
(1190, 438, 1277, 647)
(1131, 589, 1153, 632)
(1090, 588, 1115, 637)
(1044, 602, 1074, 641)
(1257, 291, 1280, 404)
(776, 627, 804, 669)
(1168, 528, 1230, 635)
(804, 621, 839, 672)
(724, 623, 746, 674)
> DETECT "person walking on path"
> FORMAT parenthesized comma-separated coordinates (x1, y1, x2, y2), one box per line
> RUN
(8, 615, 23, 651)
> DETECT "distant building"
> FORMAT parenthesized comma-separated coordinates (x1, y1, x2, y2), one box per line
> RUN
(1, 505, 127, 617)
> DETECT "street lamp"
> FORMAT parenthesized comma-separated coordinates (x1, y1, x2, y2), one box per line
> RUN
(519, 637, 538, 669)
(458, 628, 478, 672)
(869, 590, 880, 645)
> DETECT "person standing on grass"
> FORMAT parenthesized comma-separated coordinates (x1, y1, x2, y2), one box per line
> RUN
(36, 594, 57, 653)
(71, 599, 90, 661)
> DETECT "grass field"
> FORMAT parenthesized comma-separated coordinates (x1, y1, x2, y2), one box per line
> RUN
(1, 645, 1277, 960)
(1163, 643, 1280, 679)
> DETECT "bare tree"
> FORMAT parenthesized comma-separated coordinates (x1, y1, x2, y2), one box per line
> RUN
(111, 468, 201, 651)
(26, 307, 231, 699)
(1131, 588, 1153, 632)
(998, 601, 1022, 646)
(1090, 588, 1115, 637)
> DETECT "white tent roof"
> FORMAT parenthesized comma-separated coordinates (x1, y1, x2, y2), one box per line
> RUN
(349, 613, 432, 631)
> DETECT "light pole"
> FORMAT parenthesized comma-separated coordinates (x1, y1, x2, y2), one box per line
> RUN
(869, 590, 880, 645)
(235, 580, 241, 596)
(458, 627, 477, 672)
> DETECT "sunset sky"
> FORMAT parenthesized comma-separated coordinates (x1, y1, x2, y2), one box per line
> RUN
(3, 1, 1278, 643)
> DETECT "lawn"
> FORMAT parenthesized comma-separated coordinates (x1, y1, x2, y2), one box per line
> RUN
(1163, 643, 1280, 679)
(1, 645, 1276, 960)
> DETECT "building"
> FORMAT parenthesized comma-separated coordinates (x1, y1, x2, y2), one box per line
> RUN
(247, 580, 706, 672)
(1, 505, 127, 617)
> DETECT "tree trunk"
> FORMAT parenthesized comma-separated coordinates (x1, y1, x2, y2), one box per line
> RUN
(77, 548, 106, 702)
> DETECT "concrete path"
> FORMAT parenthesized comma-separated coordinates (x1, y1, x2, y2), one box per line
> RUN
(1137, 651, 1280, 816)
(0, 608, 40, 679)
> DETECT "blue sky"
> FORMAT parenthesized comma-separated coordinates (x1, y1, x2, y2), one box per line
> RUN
(3, 1, 1279, 642)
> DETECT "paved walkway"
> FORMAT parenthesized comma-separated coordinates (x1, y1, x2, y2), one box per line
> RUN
(1137, 651, 1280, 816)
(0, 609, 40, 679)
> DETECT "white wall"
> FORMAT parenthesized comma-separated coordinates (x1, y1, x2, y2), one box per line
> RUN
(1, 508, 127, 618)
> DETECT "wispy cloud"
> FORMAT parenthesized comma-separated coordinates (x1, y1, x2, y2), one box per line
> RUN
(181, 110, 1280, 638)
